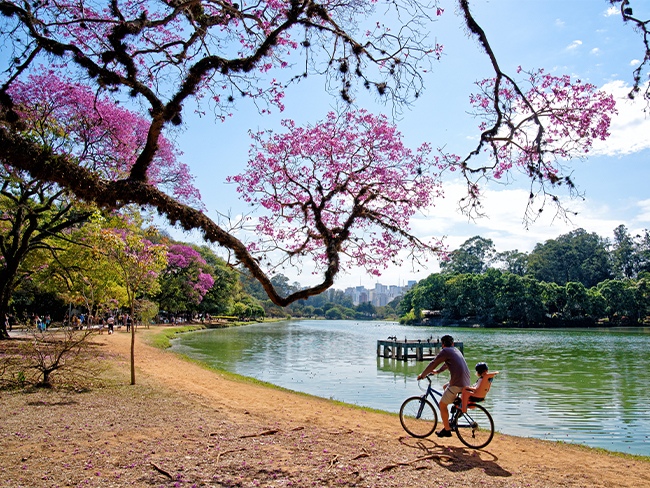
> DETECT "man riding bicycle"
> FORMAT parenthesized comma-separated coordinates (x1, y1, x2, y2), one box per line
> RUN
(417, 334, 470, 437)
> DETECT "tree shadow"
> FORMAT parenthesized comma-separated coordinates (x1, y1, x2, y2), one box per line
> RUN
(398, 436, 512, 477)
(27, 399, 79, 406)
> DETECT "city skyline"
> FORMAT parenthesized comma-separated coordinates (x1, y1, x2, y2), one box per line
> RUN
(344, 281, 418, 307)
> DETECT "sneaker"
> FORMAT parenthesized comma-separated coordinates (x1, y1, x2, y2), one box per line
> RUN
(435, 429, 452, 438)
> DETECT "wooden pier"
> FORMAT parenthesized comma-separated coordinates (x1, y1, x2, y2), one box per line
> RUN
(376, 339, 463, 361)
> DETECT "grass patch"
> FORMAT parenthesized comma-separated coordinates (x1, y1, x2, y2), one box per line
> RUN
(144, 325, 207, 349)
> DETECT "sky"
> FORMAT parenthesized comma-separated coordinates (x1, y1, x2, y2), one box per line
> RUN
(163, 0, 650, 291)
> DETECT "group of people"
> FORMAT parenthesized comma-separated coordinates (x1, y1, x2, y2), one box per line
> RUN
(99, 314, 133, 334)
(10, 312, 136, 334)
(31, 314, 51, 331)
(417, 334, 489, 438)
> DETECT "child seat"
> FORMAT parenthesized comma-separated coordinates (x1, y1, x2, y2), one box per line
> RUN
(460, 371, 499, 413)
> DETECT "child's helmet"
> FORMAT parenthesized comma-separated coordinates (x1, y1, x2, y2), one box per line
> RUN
(475, 362, 488, 375)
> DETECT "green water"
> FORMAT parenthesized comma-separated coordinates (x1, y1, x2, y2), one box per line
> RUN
(170, 320, 650, 456)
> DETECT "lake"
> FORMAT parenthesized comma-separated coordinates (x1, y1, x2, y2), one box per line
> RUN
(170, 320, 650, 456)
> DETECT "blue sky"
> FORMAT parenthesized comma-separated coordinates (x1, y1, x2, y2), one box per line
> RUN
(166, 0, 650, 290)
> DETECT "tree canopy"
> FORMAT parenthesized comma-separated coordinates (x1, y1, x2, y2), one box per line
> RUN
(0, 0, 644, 306)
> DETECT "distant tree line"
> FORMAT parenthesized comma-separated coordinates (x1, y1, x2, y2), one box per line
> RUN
(399, 227, 650, 327)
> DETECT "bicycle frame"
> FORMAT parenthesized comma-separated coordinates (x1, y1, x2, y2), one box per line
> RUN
(419, 378, 477, 430)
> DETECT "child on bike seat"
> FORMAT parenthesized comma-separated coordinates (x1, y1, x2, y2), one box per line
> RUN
(450, 362, 488, 392)
(472, 362, 488, 389)
(453, 362, 489, 413)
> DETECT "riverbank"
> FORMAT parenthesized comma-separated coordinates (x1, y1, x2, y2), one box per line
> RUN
(1, 325, 647, 488)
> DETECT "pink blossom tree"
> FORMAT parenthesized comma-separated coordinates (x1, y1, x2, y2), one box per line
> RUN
(157, 244, 215, 314)
(230, 110, 445, 288)
(0, 72, 200, 339)
(444, 68, 616, 223)
(95, 228, 168, 385)
(8, 72, 201, 208)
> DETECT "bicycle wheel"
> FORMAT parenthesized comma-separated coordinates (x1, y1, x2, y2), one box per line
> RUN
(399, 396, 438, 438)
(454, 404, 494, 449)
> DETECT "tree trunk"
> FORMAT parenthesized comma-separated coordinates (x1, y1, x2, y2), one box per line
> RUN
(130, 302, 136, 385)
(0, 269, 16, 340)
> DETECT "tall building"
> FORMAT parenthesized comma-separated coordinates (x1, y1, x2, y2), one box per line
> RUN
(344, 280, 411, 305)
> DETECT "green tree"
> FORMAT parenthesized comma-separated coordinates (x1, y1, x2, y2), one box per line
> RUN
(156, 244, 215, 315)
(356, 302, 377, 317)
(630, 279, 650, 322)
(633, 230, 650, 276)
(597, 280, 636, 321)
(195, 247, 241, 315)
(0, 176, 92, 338)
(325, 307, 343, 320)
(494, 274, 545, 326)
(528, 229, 611, 287)
(495, 250, 529, 276)
(231, 302, 250, 319)
(540, 282, 566, 317)
(476, 269, 504, 322)
(400, 274, 446, 317)
(612, 224, 637, 280)
(444, 274, 482, 319)
(564, 282, 590, 318)
(250, 304, 266, 319)
(440, 236, 496, 275)
(587, 287, 607, 320)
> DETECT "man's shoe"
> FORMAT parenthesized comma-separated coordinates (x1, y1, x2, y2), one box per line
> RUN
(436, 429, 452, 438)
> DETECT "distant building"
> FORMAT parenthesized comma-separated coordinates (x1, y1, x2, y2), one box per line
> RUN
(344, 286, 371, 305)
(405, 280, 417, 290)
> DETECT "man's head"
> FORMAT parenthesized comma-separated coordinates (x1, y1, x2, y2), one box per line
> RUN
(441, 335, 454, 347)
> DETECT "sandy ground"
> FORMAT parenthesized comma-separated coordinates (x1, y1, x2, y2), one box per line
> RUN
(1, 326, 648, 488)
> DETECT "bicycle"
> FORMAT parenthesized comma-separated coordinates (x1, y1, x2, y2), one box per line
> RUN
(399, 373, 498, 449)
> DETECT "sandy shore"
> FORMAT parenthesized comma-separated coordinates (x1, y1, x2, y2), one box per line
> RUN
(1, 326, 647, 487)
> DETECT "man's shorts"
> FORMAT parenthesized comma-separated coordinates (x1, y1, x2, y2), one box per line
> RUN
(441, 385, 464, 404)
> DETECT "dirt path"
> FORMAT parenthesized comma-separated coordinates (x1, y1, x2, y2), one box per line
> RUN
(1, 326, 648, 487)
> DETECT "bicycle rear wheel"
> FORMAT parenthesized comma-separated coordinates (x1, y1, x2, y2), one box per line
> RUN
(399, 396, 438, 438)
(454, 403, 494, 449)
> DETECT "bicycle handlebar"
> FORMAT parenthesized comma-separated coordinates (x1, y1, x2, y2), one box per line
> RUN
(417, 374, 434, 384)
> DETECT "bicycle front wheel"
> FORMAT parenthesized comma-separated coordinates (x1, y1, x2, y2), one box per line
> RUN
(454, 404, 494, 449)
(399, 396, 438, 438)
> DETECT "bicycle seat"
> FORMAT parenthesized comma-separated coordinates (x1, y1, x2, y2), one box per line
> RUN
(461, 371, 499, 413)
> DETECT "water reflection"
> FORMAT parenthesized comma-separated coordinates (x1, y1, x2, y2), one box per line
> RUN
(170, 320, 650, 456)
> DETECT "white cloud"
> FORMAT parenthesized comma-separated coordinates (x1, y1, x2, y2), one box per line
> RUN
(592, 80, 650, 156)
(415, 181, 602, 254)
(566, 40, 583, 50)
(555, 18, 565, 27)
(591, 48, 600, 55)
(634, 199, 650, 223)
(605, 7, 618, 17)
(630, 59, 641, 66)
